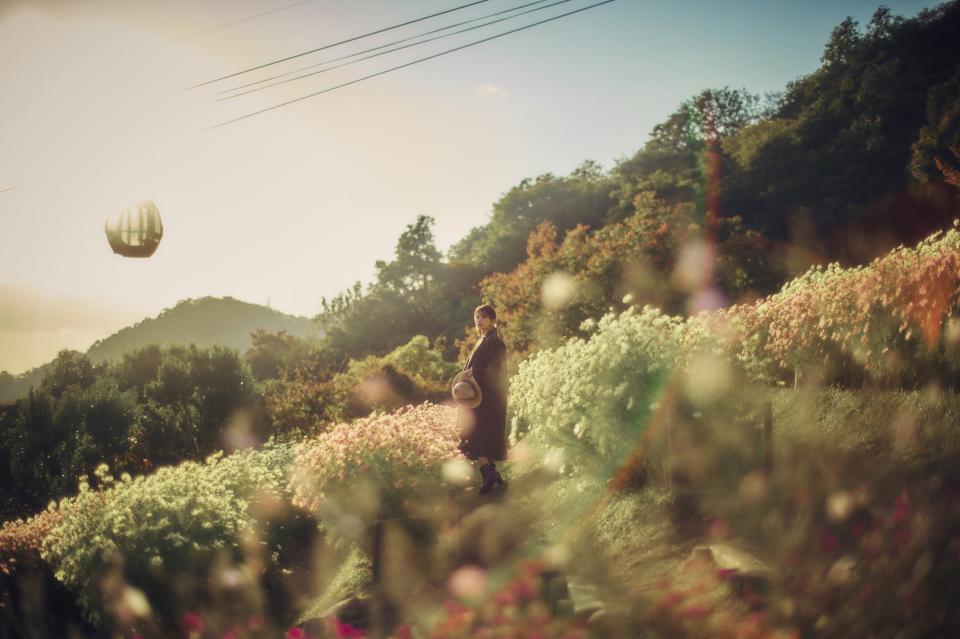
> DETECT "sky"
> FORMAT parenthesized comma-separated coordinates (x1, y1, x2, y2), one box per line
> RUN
(0, 0, 942, 373)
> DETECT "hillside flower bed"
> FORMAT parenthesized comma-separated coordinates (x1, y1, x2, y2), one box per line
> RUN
(510, 305, 682, 467)
(290, 403, 463, 514)
(510, 224, 960, 479)
(0, 509, 63, 574)
(41, 442, 293, 622)
(719, 222, 960, 382)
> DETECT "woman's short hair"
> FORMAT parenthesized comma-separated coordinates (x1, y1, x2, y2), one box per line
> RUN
(474, 304, 497, 321)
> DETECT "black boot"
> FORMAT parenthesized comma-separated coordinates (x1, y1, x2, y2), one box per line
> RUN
(479, 463, 505, 495)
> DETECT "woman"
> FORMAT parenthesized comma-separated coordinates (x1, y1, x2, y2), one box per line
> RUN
(459, 304, 508, 494)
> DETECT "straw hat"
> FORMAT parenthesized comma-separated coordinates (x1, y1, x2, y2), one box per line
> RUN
(451, 370, 482, 409)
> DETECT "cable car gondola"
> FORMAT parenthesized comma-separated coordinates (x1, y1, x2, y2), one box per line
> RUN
(105, 201, 163, 258)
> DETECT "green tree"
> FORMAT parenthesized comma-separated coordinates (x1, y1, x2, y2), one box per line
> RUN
(449, 162, 616, 273)
(910, 68, 960, 183)
(114, 344, 163, 401)
(821, 16, 862, 66)
(611, 87, 759, 221)
(246, 330, 302, 381)
(374, 215, 442, 301)
(39, 350, 98, 399)
(317, 216, 454, 360)
(6, 390, 56, 511)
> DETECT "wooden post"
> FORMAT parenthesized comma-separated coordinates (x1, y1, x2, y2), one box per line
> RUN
(761, 401, 773, 474)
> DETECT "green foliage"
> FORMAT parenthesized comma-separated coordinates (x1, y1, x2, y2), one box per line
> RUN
(768, 386, 960, 457)
(510, 306, 681, 468)
(260, 334, 458, 433)
(40, 350, 99, 399)
(0, 364, 47, 404)
(383, 335, 460, 384)
(0, 344, 263, 518)
(335, 335, 459, 414)
(299, 547, 372, 622)
(374, 214, 443, 302)
(450, 163, 616, 273)
(910, 66, 960, 182)
(86, 296, 312, 366)
(481, 195, 777, 357)
(42, 444, 293, 623)
(261, 370, 344, 437)
(304, 6, 960, 381)
(316, 216, 468, 361)
(131, 344, 260, 464)
(611, 87, 759, 220)
(510, 221, 960, 485)
(727, 4, 960, 241)
(245, 330, 307, 381)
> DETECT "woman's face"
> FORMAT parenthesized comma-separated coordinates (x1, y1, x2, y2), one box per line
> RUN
(474, 311, 494, 334)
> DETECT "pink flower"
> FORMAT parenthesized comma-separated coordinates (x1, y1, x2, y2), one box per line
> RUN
(716, 567, 738, 581)
(820, 531, 839, 552)
(390, 624, 412, 639)
(658, 589, 685, 609)
(182, 612, 205, 634)
(332, 619, 367, 638)
(285, 628, 306, 639)
(892, 493, 910, 525)
(513, 578, 538, 600)
(680, 604, 710, 619)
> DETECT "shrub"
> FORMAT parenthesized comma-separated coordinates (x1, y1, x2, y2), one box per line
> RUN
(0, 509, 93, 638)
(42, 443, 293, 624)
(718, 222, 960, 386)
(290, 403, 462, 519)
(0, 509, 63, 574)
(335, 336, 460, 416)
(510, 306, 682, 471)
(510, 223, 960, 478)
(384, 335, 460, 388)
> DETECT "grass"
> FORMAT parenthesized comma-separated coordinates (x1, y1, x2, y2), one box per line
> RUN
(298, 546, 372, 622)
(769, 386, 960, 460)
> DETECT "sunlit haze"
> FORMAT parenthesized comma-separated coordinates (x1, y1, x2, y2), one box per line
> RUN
(0, 0, 938, 372)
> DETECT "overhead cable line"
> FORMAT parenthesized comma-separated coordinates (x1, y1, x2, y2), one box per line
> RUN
(213, 0, 555, 97)
(173, 0, 316, 42)
(205, 0, 617, 130)
(187, 0, 495, 89)
(214, 0, 573, 101)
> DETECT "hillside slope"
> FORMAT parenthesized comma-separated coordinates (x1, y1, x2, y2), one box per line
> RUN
(0, 297, 314, 402)
(85, 296, 314, 364)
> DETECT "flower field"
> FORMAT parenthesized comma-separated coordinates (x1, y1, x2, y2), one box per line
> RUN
(2, 225, 960, 638)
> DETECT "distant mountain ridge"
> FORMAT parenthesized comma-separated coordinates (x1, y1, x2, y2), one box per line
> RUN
(0, 297, 314, 402)
(86, 296, 314, 363)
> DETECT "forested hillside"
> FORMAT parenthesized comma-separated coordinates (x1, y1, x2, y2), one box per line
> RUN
(0, 297, 313, 403)
(315, 3, 960, 366)
(86, 297, 313, 364)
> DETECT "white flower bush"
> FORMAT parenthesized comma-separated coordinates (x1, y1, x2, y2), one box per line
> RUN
(510, 306, 682, 466)
(510, 223, 960, 471)
(41, 442, 293, 618)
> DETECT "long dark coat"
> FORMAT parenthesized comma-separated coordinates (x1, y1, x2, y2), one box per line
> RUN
(458, 331, 508, 462)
